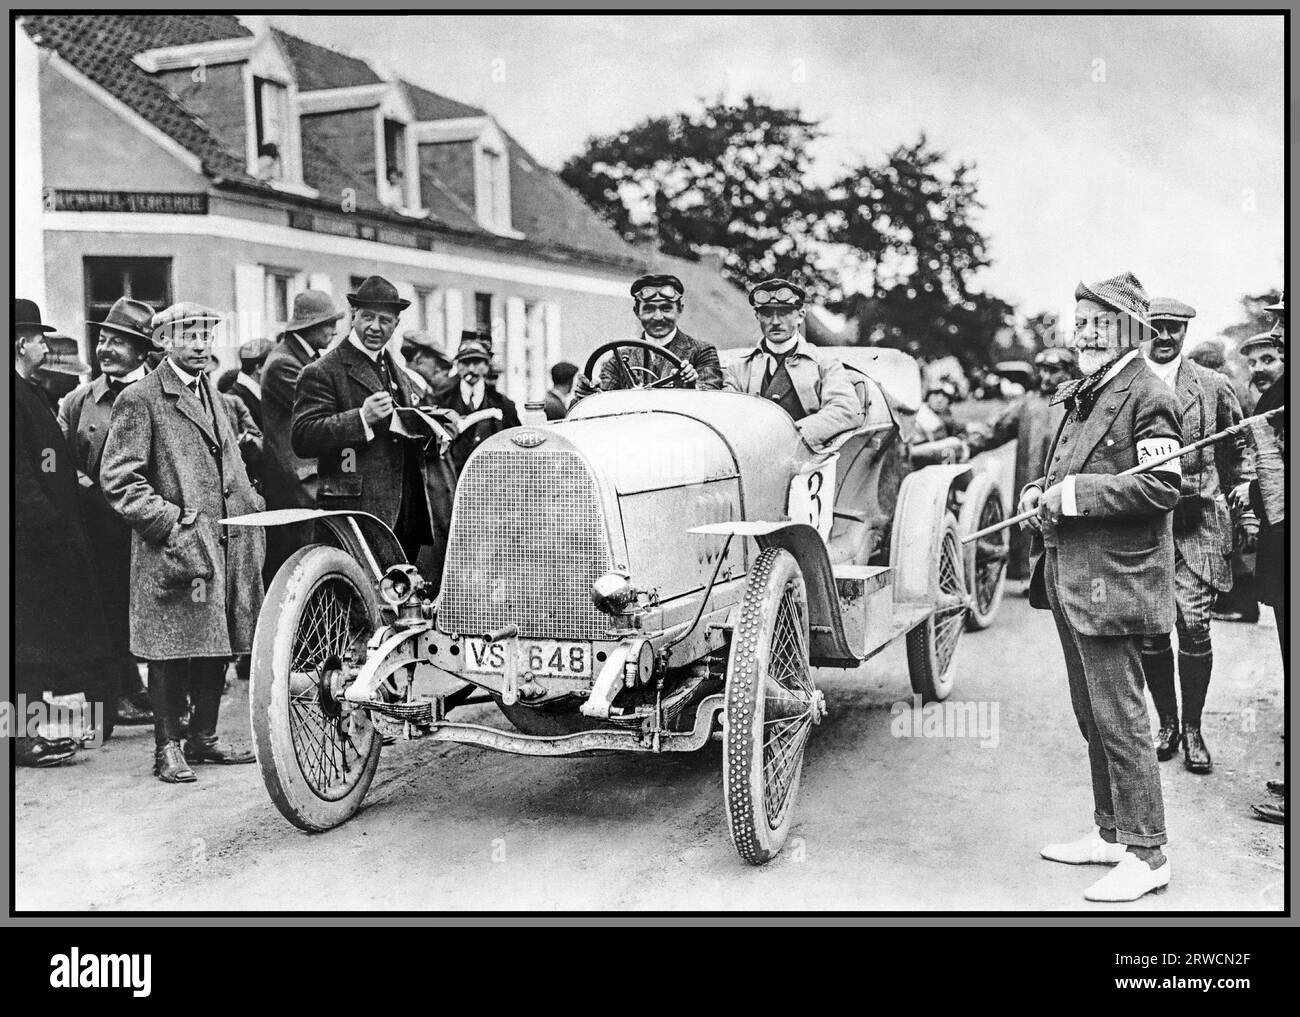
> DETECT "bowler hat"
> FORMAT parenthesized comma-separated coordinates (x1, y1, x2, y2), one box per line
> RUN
(284, 290, 344, 334)
(347, 275, 410, 312)
(749, 278, 807, 310)
(91, 297, 160, 349)
(1074, 271, 1151, 327)
(14, 298, 56, 334)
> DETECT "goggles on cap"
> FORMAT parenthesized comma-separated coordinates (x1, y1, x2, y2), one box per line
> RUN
(633, 284, 682, 302)
(752, 286, 801, 306)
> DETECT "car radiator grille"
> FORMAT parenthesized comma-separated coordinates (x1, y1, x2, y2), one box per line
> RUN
(439, 449, 614, 640)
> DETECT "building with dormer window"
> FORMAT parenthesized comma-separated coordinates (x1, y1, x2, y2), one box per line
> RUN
(17, 14, 754, 406)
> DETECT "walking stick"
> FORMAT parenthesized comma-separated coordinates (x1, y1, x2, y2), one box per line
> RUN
(960, 407, 1284, 544)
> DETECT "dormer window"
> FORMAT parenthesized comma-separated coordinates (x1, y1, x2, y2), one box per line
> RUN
(412, 116, 520, 237)
(133, 29, 313, 195)
(253, 76, 289, 181)
(480, 143, 507, 231)
(381, 118, 407, 208)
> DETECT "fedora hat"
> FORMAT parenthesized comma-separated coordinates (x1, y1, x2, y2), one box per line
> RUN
(14, 298, 56, 334)
(347, 275, 410, 312)
(90, 297, 160, 349)
(401, 329, 451, 367)
(284, 290, 344, 334)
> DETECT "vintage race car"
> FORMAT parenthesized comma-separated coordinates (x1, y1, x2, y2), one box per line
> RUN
(227, 339, 1008, 864)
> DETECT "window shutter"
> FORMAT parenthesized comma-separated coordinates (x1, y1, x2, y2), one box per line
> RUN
(543, 302, 562, 374)
(444, 288, 464, 356)
(504, 296, 527, 404)
(233, 263, 265, 345)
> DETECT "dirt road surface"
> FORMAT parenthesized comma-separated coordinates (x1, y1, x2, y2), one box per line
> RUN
(15, 593, 1285, 911)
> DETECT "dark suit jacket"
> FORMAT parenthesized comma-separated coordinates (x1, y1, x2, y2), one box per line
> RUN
(262, 337, 319, 511)
(544, 388, 568, 421)
(434, 383, 522, 475)
(229, 379, 263, 429)
(291, 339, 453, 541)
(1026, 355, 1183, 637)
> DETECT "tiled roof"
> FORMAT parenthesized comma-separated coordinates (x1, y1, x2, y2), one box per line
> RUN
(24, 16, 646, 270)
(403, 79, 484, 121)
(272, 27, 382, 91)
(21, 14, 257, 183)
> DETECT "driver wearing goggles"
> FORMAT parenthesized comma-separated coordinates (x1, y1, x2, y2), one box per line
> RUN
(573, 274, 723, 397)
(722, 277, 864, 448)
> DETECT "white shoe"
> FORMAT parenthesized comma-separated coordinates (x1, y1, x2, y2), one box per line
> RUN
(1083, 854, 1171, 902)
(1040, 828, 1128, 865)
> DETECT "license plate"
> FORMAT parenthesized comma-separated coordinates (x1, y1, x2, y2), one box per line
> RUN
(463, 638, 592, 678)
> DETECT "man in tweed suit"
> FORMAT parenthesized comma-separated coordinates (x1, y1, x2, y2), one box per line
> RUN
(1138, 298, 1252, 775)
(1020, 272, 1183, 902)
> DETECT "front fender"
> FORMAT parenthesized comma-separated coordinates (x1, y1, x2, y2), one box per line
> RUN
(690, 520, 857, 667)
(223, 508, 405, 580)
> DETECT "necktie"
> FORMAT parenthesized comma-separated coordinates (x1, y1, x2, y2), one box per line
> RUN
(106, 378, 127, 397)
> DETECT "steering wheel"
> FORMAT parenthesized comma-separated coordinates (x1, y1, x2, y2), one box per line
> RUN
(583, 339, 688, 391)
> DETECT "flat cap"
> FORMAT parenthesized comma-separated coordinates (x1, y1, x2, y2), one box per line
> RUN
(239, 337, 275, 362)
(749, 278, 807, 310)
(152, 302, 223, 334)
(1186, 340, 1225, 370)
(630, 274, 684, 301)
(1148, 297, 1196, 322)
(454, 337, 493, 363)
(1240, 331, 1281, 355)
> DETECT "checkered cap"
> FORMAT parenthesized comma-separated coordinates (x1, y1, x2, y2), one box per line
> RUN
(1074, 271, 1151, 326)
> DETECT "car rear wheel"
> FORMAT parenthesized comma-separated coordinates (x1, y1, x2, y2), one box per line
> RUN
(723, 547, 823, 865)
(959, 473, 1008, 631)
(251, 545, 383, 832)
(905, 514, 967, 702)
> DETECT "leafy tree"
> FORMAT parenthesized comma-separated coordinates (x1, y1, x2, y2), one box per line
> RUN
(560, 96, 834, 293)
(563, 107, 1014, 365)
(826, 136, 1012, 366)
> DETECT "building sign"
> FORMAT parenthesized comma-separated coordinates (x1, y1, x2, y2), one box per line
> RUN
(46, 189, 209, 214)
(288, 210, 434, 251)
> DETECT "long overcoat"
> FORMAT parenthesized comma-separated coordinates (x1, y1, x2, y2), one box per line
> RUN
(100, 362, 265, 660)
(14, 373, 112, 670)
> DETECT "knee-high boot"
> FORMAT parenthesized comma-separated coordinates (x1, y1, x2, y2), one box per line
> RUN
(1141, 639, 1180, 761)
(1179, 645, 1213, 774)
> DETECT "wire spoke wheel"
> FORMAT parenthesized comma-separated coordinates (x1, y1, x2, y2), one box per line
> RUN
(906, 513, 967, 702)
(252, 546, 384, 831)
(959, 474, 1008, 630)
(723, 547, 820, 865)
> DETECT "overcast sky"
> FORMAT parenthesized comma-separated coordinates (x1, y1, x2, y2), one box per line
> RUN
(271, 14, 1284, 336)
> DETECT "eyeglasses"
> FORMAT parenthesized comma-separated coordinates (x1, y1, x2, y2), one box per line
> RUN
(634, 285, 681, 302)
(752, 287, 800, 306)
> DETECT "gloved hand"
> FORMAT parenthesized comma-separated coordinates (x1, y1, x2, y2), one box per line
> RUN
(573, 373, 600, 398)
